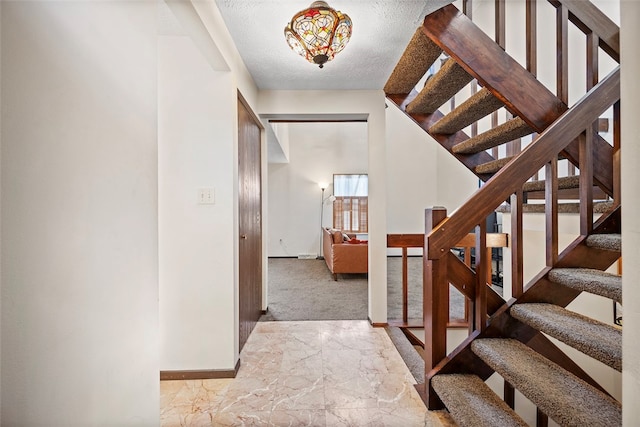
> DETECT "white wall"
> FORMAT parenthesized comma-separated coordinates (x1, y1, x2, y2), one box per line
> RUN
(1, 2, 159, 425)
(266, 122, 290, 164)
(0, 3, 3, 419)
(621, 1, 640, 423)
(382, 25, 487, 252)
(385, 105, 439, 234)
(385, 101, 477, 251)
(268, 122, 368, 257)
(260, 90, 387, 323)
(158, 35, 236, 371)
(157, 0, 262, 369)
(187, 0, 262, 359)
(190, 0, 258, 108)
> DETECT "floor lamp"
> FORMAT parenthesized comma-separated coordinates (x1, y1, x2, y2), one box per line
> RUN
(318, 183, 327, 259)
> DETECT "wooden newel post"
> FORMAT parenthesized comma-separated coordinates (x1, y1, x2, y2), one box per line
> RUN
(424, 206, 448, 409)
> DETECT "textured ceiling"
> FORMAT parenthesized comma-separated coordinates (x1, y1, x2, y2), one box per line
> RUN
(215, 0, 453, 90)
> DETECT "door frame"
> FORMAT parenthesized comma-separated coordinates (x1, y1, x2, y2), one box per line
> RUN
(237, 91, 264, 352)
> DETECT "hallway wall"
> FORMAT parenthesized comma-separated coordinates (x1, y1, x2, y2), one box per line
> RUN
(385, 101, 477, 237)
(158, 35, 237, 372)
(1, 2, 159, 424)
(621, 0, 640, 422)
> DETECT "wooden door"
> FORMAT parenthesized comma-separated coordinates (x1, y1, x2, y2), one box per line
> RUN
(238, 94, 262, 352)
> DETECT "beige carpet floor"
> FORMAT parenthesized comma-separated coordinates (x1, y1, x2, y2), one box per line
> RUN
(260, 257, 467, 322)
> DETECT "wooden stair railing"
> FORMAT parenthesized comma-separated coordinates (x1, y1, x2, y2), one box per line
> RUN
(420, 66, 620, 410)
(421, 4, 566, 132)
(384, 0, 622, 420)
(387, 1, 619, 198)
(427, 67, 619, 260)
(387, 232, 508, 328)
(421, 207, 621, 415)
(550, 0, 620, 62)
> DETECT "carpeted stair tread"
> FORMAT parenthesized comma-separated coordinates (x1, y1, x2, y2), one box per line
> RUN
(549, 267, 622, 303)
(586, 233, 621, 252)
(476, 153, 572, 175)
(510, 303, 622, 371)
(495, 201, 615, 214)
(432, 374, 528, 427)
(471, 338, 621, 427)
(384, 29, 442, 95)
(406, 58, 473, 114)
(475, 156, 514, 174)
(520, 175, 579, 192)
(452, 117, 533, 154)
(429, 88, 505, 134)
(384, 327, 424, 384)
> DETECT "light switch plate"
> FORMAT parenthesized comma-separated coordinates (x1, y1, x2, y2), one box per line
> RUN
(198, 188, 215, 205)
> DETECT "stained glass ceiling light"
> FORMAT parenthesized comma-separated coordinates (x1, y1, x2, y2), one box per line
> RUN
(284, 1, 352, 69)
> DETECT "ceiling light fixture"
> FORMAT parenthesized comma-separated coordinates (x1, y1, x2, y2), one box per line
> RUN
(284, 1, 352, 69)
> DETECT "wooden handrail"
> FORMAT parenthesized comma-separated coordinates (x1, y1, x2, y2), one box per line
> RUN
(387, 233, 508, 249)
(427, 67, 620, 260)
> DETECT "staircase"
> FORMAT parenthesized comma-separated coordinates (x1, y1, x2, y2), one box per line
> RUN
(384, 1, 622, 426)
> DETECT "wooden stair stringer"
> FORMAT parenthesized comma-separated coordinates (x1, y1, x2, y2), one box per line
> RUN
(421, 4, 566, 132)
(418, 4, 615, 197)
(426, 67, 620, 260)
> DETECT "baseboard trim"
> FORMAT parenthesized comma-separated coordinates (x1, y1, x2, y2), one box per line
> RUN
(386, 254, 423, 258)
(160, 359, 241, 381)
(368, 317, 388, 328)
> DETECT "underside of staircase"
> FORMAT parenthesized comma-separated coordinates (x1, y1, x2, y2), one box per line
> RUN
(384, 1, 622, 426)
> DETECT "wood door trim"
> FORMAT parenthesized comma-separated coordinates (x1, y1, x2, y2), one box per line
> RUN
(238, 91, 264, 130)
(238, 94, 263, 353)
(368, 317, 388, 328)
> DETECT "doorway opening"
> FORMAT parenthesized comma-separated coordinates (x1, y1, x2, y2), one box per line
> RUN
(262, 118, 369, 321)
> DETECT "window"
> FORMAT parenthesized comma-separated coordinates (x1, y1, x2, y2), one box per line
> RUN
(333, 174, 368, 233)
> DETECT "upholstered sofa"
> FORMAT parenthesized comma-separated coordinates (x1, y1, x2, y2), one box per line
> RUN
(322, 227, 368, 280)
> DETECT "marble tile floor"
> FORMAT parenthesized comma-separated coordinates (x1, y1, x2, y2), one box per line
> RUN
(160, 320, 453, 427)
